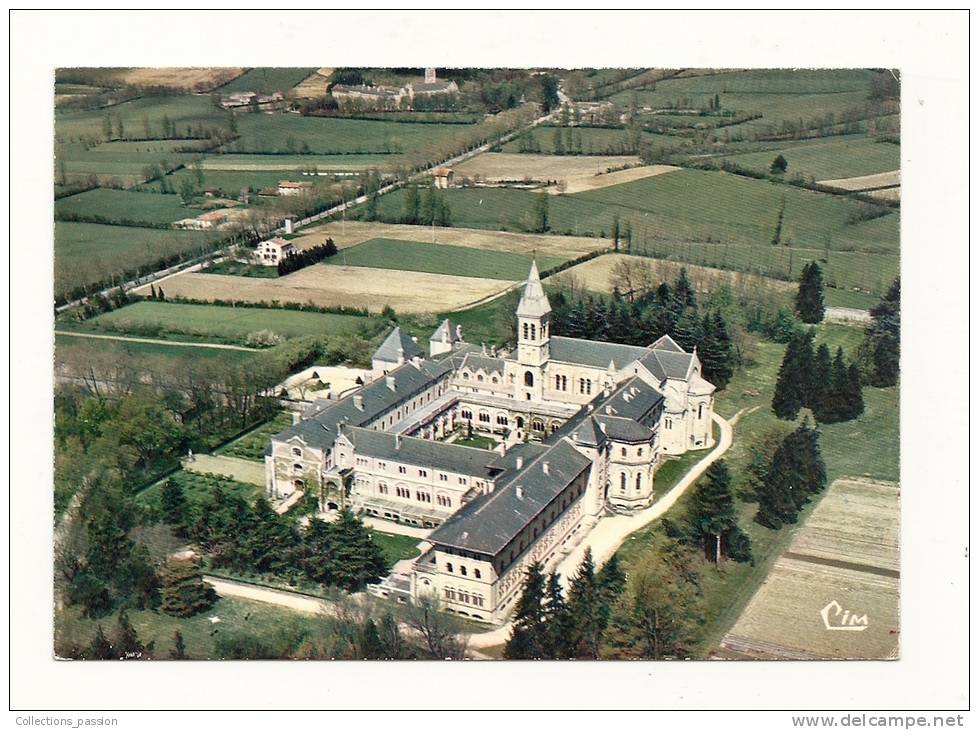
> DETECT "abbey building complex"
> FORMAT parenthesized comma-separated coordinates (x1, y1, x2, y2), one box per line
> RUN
(265, 262, 716, 623)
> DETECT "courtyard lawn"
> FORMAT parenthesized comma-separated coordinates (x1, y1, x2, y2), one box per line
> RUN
(73, 301, 370, 345)
(54, 222, 220, 300)
(452, 433, 499, 450)
(371, 532, 423, 567)
(326, 238, 567, 281)
(55, 188, 201, 226)
(217, 412, 295, 462)
(225, 114, 476, 155)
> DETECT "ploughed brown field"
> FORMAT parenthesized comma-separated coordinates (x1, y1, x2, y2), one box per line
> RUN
(118, 67, 245, 90)
(720, 478, 900, 660)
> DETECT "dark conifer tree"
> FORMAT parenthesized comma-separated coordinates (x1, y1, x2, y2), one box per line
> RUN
(543, 571, 571, 658)
(170, 630, 187, 659)
(795, 262, 825, 323)
(772, 335, 805, 420)
(844, 361, 865, 420)
(673, 268, 696, 310)
(504, 561, 548, 659)
(700, 311, 734, 389)
(160, 478, 187, 534)
(687, 460, 738, 562)
(160, 557, 217, 618)
(756, 419, 826, 529)
(809, 342, 834, 421)
(673, 307, 702, 352)
(567, 548, 608, 659)
(866, 278, 900, 387)
(326, 510, 387, 592)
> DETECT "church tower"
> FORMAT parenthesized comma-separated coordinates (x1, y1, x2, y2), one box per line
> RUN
(515, 261, 551, 401)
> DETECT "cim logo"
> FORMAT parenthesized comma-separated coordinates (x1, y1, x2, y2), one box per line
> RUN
(820, 600, 869, 631)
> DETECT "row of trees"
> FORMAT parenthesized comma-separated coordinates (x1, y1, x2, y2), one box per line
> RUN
(754, 419, 827, 529)
(277, 238, 338, 276)
(398, 184, 452, 227)
(772, 330, 864, 423)
(504, 548, 625, 659)
(549, 268, 738, 389)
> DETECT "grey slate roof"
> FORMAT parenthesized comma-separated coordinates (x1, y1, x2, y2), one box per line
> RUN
(600, 376, 665, 422)
(429, 318, 460, 344)
(638, 349, 695, 381)
(594, 414, 654, 443)
(342, 426, 503, 478)
(271, 360, 450, 451)
(649, 334, 685, 353)
(570, 416, 607, 448)
(373, 326, 423, 364)
(516, 261, 552, 318)
(548, 336, 650, 370)
(460, 352, 505, 376)
(427, 438, 592, 556)
(486, 442, 551, 472)
(412, 81, 457, 93)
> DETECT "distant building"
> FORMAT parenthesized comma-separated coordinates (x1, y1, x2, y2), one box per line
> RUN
(331, 83, 408, 110)
(256, 237, 296, 266)
(173, 209, 231, 231)
(277, 180, 313, 197)
(409, 68, 459, 97)
(220, 91, 284, 108)
(433, 167, 454, 189)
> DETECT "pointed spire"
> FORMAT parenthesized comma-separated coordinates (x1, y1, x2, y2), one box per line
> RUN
(516, 260, 551, 318)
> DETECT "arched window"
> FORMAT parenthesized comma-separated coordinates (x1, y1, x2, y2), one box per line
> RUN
(446, 563, 454, 573)
(460, 566, 468, 577)
(530, 324, 536, 340)
(620, 472, 627, 492)
(462, 372, 470, 380)
(636, 473, 642, 491)
(698, 403, 704, 419)
(292, 447, 302, 457)
(524, 371, 534, 387)
(522, 323, 529, 339)
(474, 569, 481, 579)
(477, 374, 484, 382)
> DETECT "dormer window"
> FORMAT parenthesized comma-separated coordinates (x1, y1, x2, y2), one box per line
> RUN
(292, 447, 302, 457)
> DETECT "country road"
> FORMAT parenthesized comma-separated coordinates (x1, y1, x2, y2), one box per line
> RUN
(55, 330, 259, 352)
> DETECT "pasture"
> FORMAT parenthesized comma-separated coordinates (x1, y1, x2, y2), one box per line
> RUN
(54, 222, 218, 298)
(142, 266, 515, 314)
(75, 301, 370, 343)
(200, 153, 395, 171)
(720, 478, 899, 660)
(218, 67, 316, 93)
(373, 169, 899, 292)
(55, 94, 229, 142)
(56, 139, 214, 186)
(452, 153, 642, 182)
(326, 238, 567, 280)
(501, 126, 678, 156)
(225, 114, 474, 155)
(55, 188, 198, 226)
(716, 135, 900, 181)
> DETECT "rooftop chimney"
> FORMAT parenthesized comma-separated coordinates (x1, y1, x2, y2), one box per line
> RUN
(516, 456, 524, 469)
(542, 462, 549, 475)
(353, 394, 364, 410)
(515, 486, 524, 500)
(598, 421, 607, 434)
(395, 434, 402, 450)
(386, 375, 396, 391)
(397, 347, 405, 365)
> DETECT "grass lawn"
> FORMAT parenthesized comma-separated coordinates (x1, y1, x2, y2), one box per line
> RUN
(824, 287, 880, 310)
(218, 412, 295, 461)
(55, 596, 324, 660)
(72, 301, 370, 345)
(715, 135, 900, 181)
(452, 433, 499, 450)
(375, 168, 899, 294)
(203, 259, 280, 278)
(146, 167, 295, 196)
(371, 532, 423, 566)
(613, 320, 898, 656)
(55, 188, 201, 226)
(200, 152, 398, 171)
(326, 238, 567, 281)
(225, 114, 476, 155)
(55, 332, 263, 372)
(137, 469, 264, 514)
(54, 222, 220, 299)
(218, 67, 316, 93)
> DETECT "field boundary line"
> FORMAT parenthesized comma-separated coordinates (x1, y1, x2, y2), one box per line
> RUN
(54, 330, 259, 352)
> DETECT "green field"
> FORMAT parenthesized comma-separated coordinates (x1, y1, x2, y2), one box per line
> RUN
(219, 67, 317, 93)
(373, 169, 899, 292)
(55, 95, 229, 142)
(75, 301, 370, 344)
(200, 152, 397, 170)
(225, 114, 475, 155)
(501, 126, 679, 156)
(715, 135, 900, 181)
(55, 332, 263, 370)
(55, 188, 200, 226)
(201, 260, 280, 278)
(608, 69, 883, 135)
(55, 222, 219, 298)
(326, 238, 567, 280)
(56, 139, 215, 185)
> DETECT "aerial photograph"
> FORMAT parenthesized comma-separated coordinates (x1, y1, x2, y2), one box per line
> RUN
(51, 65, 901, 662)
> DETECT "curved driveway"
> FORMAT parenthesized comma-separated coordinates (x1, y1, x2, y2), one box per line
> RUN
(468, 411, 736, 650)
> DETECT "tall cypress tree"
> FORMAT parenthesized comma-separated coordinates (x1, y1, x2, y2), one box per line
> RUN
(772, 332, 813, 420)
(795, 262, 825, 323)
(504, 561, 548, 660)
(673, 307, 702, 352)
(543, 571, 571, 658)
(844, 362, 865, 420)
(756, 419, 826, 529)
(673, 268, 696, 310)
(567, 548, 607, 659)
(160, 478, 188, 534)
(700, 310, 734, 389)
(809, 343, 834, 422)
